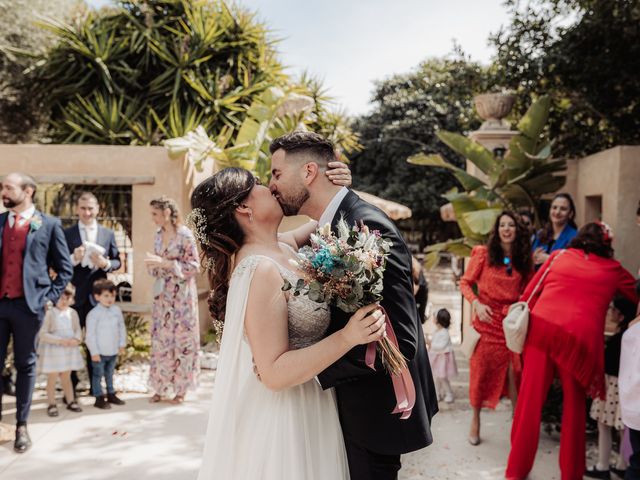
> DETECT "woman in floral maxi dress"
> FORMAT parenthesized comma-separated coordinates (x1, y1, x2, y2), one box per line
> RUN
(145, 197, 200, 404)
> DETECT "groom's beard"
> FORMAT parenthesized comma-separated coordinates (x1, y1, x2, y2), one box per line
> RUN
(277, 188, 310, 216)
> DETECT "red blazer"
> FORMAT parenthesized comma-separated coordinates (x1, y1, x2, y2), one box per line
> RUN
(523, 248, 638, 398)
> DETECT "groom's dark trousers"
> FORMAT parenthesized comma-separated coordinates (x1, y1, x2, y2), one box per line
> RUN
(0, 211, 73, 424)
(318, 191, 439, 480)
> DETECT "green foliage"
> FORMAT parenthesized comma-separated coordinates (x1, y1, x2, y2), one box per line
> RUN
(0, 0, 82, 142)
(491, 0, 640, 158)
(408, 96, 566, 263)
(165, 80, 361, 181)
(349, 52, 492, 246)
(121, 313, 151, 363)
(30, 0, 288, 144)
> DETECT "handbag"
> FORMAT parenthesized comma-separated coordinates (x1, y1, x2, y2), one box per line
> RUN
(461, 323, 481, 359)
(503, 249, 566, 353)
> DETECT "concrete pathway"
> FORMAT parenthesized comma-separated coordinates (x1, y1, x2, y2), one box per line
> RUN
(0, 266, 565, 479)
(1, 367, 563, 480)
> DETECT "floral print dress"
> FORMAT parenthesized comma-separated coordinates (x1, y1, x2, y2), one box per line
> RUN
(147, 225, 200, 397)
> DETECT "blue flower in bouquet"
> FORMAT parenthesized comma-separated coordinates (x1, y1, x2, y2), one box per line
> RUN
(312, 247, 335, 273)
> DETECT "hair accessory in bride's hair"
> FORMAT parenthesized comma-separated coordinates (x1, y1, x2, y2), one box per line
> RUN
(186, 207, 210, 246)
(204, 256, 216, 272)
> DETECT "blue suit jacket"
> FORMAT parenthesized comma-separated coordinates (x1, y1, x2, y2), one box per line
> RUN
(0, 211, 73, 316)
(64, 223, 121, 308)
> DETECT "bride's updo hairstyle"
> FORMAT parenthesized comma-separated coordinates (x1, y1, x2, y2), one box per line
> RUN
(189, 167, 257, 325)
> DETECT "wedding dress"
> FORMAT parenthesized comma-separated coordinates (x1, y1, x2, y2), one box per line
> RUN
(197, 255, 350, 480)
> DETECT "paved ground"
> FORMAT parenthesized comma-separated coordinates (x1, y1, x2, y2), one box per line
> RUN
(0, 357, 563, 480)
(0, 265, 565, 479)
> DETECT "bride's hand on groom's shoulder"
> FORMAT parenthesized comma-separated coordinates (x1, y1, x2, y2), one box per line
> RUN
(326, 160, 352, 187)
(341, 304, 386, 347)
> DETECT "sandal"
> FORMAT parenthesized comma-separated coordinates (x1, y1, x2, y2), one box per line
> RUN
(67, 401, 83, 413)
(170, 395, 185, 404)
(149, 394, 162, 403)
(47, 404, 59, 417)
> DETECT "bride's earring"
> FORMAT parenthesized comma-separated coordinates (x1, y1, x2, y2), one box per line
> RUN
(249, 210, 254, 223)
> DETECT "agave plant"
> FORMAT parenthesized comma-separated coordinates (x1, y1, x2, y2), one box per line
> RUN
(30, 0, 288, 144)
(408, 95, 566, 268)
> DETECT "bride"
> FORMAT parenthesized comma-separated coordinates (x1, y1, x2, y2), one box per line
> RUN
(191, 167, 386, 480)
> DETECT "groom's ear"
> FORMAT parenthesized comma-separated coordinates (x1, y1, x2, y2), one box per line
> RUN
(302, 162, 320, 185)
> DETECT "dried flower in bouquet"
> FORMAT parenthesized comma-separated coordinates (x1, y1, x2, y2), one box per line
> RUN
(283, 218, 407, 375)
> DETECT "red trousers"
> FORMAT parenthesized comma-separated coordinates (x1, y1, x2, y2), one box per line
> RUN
(506, 346, 586, 480)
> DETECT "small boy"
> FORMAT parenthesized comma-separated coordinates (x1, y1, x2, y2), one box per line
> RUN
(85, 279, 127, 409)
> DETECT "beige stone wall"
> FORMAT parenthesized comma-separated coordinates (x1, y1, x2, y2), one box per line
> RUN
(563, 146, 640, 275)
(0, 145, 217, 332)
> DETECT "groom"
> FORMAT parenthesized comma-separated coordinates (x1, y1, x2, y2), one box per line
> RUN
(269, 132, 438, 480)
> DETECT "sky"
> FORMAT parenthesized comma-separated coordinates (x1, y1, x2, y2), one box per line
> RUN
(86, 0, 511, 115)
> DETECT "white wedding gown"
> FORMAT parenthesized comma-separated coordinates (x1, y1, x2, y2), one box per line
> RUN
(197, 255, 350, 480)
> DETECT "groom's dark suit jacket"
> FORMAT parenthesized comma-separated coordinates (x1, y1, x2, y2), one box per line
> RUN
(317, 190, 439, 455)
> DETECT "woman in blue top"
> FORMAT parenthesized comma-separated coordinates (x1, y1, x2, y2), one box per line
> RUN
(532, 193, 578, 268)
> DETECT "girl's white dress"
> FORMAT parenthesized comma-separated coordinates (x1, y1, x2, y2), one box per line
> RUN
(38, 307, 84, 373)
(197, 255, 350, 480)
(428, 328, 458, 379)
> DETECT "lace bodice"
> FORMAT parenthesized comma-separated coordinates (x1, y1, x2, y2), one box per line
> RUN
(233, 255, 330, 349)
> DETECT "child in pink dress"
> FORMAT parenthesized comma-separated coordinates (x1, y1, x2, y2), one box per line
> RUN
(428, 308, 458, 403)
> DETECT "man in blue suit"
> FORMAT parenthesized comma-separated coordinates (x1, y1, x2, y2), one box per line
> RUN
(0, 172, 73, 453)
(64, 191, 121, 395)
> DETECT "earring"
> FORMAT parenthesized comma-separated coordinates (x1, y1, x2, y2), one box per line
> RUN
(249, 210, 254, 223)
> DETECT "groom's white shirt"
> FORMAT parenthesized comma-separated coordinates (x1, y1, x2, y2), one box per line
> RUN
(318, 187, 349, 225)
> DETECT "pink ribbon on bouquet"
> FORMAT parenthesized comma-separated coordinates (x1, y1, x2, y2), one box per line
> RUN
(364, 306, 416, 420)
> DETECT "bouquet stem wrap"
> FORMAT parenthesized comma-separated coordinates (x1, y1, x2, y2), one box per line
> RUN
(365, 307, 415, 419)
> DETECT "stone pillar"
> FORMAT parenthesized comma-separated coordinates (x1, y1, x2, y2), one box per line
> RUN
(468, 93, 518, 179)
(461, 93, 519, 346)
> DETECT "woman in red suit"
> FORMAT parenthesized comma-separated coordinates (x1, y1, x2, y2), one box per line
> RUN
(460, 211, 533, 445)
(506, 222, 639, 480)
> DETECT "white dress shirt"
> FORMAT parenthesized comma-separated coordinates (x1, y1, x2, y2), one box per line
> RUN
(318, 187, 349, 227)
(7, 205, 36, 228)
(79, 220, 98, 244)
(619, 322, 640, 430)
(72, 220, 111, 270)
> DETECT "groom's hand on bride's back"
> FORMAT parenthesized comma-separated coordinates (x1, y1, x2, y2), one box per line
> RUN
(326, 160, 352, 187)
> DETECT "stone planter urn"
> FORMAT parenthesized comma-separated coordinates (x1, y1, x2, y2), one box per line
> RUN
(474, 93, 516, 130)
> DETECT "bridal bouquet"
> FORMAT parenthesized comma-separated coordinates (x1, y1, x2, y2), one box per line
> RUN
(283, 219, 408, 375)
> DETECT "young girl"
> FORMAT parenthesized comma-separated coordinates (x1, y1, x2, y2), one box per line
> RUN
(38, 284, 84, 417)
(428, 308, 458, 403)
(585, 296, 637, 479)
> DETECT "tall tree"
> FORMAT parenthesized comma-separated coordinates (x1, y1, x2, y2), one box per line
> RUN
(0, 0, 82, 142)
(491, 0, 640, 158)
(349, 52, 491, 244)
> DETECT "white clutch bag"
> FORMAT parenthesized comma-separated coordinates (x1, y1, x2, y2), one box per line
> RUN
(461, 324, 481, 359)
(503, 249, 566, 354)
